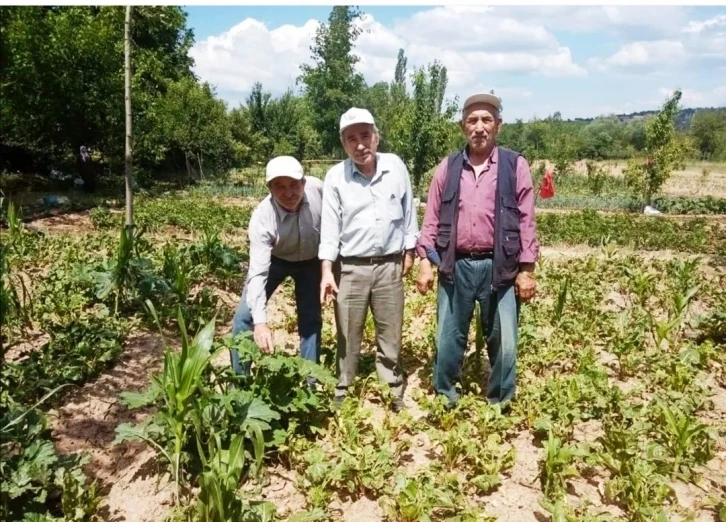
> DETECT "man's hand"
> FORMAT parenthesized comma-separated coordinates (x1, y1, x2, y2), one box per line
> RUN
(515, 271, 536, 302)
(320, 261, 339, 304)
(416, 258, 435, 295)
(402, 252, 414, 277)
(253, 323, 274, 353)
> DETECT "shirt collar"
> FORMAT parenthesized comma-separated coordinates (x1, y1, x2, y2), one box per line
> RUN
(350, 153, 389, 181)
(463, 144, 498, 168)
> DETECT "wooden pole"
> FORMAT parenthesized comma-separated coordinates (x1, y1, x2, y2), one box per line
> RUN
(124, 5, 134, 227)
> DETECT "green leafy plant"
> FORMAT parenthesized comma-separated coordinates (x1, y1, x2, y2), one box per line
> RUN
(539, 430, 589, 500)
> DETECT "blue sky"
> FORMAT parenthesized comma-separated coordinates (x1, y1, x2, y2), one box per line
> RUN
(184, 5, 726, 121)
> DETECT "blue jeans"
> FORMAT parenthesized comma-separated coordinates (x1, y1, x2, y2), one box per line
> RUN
(432, 257, 520, 406)
(230, 256, 322, 374)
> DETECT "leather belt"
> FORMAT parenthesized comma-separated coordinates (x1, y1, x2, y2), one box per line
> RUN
(456, 250, 493, 259)
(340, 252, 402, 265)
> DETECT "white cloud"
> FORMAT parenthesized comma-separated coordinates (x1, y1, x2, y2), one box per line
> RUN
(588, 40, 686, 72)
(395, 7, 559, 52)
(493, 6, 690, 35)
(189, 18, 319, 102)
(682, 13, 726, 33)
(680, 13, 726, 61)
(658, 86, 726, 107)
(189, 8, 585, 108)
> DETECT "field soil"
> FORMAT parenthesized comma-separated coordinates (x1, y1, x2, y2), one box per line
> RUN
(22, 207, 725, 522)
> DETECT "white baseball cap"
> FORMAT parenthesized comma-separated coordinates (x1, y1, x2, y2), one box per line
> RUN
(462, 92, 503, 113)
(339, 107, 376, 134)
(265, 156, 304, 183)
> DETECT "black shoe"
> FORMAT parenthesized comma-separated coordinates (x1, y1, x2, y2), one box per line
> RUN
(332, 395, 345, 411)
(391, 397, 406, 413)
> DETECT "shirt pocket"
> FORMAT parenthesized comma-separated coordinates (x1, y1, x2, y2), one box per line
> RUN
(387, 193, 404, 222)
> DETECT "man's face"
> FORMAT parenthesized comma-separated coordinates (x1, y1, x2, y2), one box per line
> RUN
(341, 123, 379, 167)
(269, 176, 306, 212)
(460, 103, 502, 155)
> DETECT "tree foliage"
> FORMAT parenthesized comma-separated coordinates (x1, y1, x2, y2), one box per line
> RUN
(690, 109, 726, 161)
(298, 6, 365, 156)
(1, 6, 724, 187)
(409, 62, 459, 188)
(0, 6, 197, 176)
(624, 89, 688, 206)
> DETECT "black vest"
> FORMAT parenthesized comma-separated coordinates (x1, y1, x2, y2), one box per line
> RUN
(435, 146, 521, 290)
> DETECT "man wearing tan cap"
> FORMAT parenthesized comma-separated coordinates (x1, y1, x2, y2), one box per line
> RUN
(416, 92, 539, 411)
(230, 155, 324, 374)
(319, 107, 419, 412)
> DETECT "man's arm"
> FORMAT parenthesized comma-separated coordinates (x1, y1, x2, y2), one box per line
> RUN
(319, 168, 342, 303)
(416, 159, 447, 259)
(516, 156, 539, 272)
(245, 210, 275, 324)
(318, 168, 342, 262)
(399, 156, 419, 251)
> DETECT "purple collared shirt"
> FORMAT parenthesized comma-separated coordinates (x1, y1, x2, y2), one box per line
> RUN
(417, 146, 539, 264)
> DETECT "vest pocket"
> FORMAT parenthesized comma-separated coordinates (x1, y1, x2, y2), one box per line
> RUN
(436, 222, 452, 249)
(503, 235, 521, 257)
(501, 196, 520, 232)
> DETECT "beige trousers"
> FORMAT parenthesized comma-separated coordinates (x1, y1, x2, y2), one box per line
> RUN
(333, 255, 404, 398)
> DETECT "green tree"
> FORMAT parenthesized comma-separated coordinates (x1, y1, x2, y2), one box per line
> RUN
(394, 48, 407, 88)
(298, 6, 365, 156)
(408, 61, 458, 189)
(362, 81, 393, 149)
(0, 6, 194, 174)
(498, 119, 527, 154)
(153, 78, 237, 180)
(579, 117, 625, 159)
(624, 118, 648, 154)
(624, 89, 687, 206)
(546, 112, 578, 176)
(384, 49, 413, 159)
(522, 119, 550, 160)
(690, 109, 726, 160)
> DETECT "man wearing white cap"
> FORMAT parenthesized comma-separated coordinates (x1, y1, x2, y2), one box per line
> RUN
(318, 107, 419, 412)
(230, 156, 324, 374)
(416, 92, 539, 411)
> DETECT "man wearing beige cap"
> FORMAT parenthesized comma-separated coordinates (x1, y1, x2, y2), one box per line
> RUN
(416, 92, 539, 411)
(319, 107, 419, 412)
(230, 155, 324, 374)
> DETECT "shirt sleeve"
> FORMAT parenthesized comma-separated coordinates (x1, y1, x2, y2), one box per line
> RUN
(516, 156, 540, 264)
(245, 209, 275, 324)
(416, 159, 447, 259)
(318, 168, 342, 262)
(399, 156, 420, 250)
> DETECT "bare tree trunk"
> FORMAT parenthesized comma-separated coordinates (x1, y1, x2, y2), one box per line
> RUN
(197, 152, 204, 180)
(124, 5, 134, 227)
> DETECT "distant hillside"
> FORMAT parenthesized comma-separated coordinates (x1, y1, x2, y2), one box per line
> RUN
(573, 107, 726, 130)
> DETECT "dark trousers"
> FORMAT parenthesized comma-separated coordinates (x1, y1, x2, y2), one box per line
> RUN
(230, 256, 322, 373)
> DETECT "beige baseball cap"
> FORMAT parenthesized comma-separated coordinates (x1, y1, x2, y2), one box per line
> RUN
(462, 92, 503, 113)
(339, 107, 376, 134)
(266, 156, 304, 183)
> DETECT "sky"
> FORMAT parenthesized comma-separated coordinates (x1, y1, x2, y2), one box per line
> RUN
(184, 5, 726, 122)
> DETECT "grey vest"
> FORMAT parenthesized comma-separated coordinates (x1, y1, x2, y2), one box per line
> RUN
(434, 146, 522, 290)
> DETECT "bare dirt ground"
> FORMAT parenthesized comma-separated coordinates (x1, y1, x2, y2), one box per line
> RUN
(24, 211, 725, 522)
(47, 330, 174, 522)
(540, 159, 726, 199)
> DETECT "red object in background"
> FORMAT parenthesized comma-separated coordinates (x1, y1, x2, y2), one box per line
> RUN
(539, 170, 555, 199)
